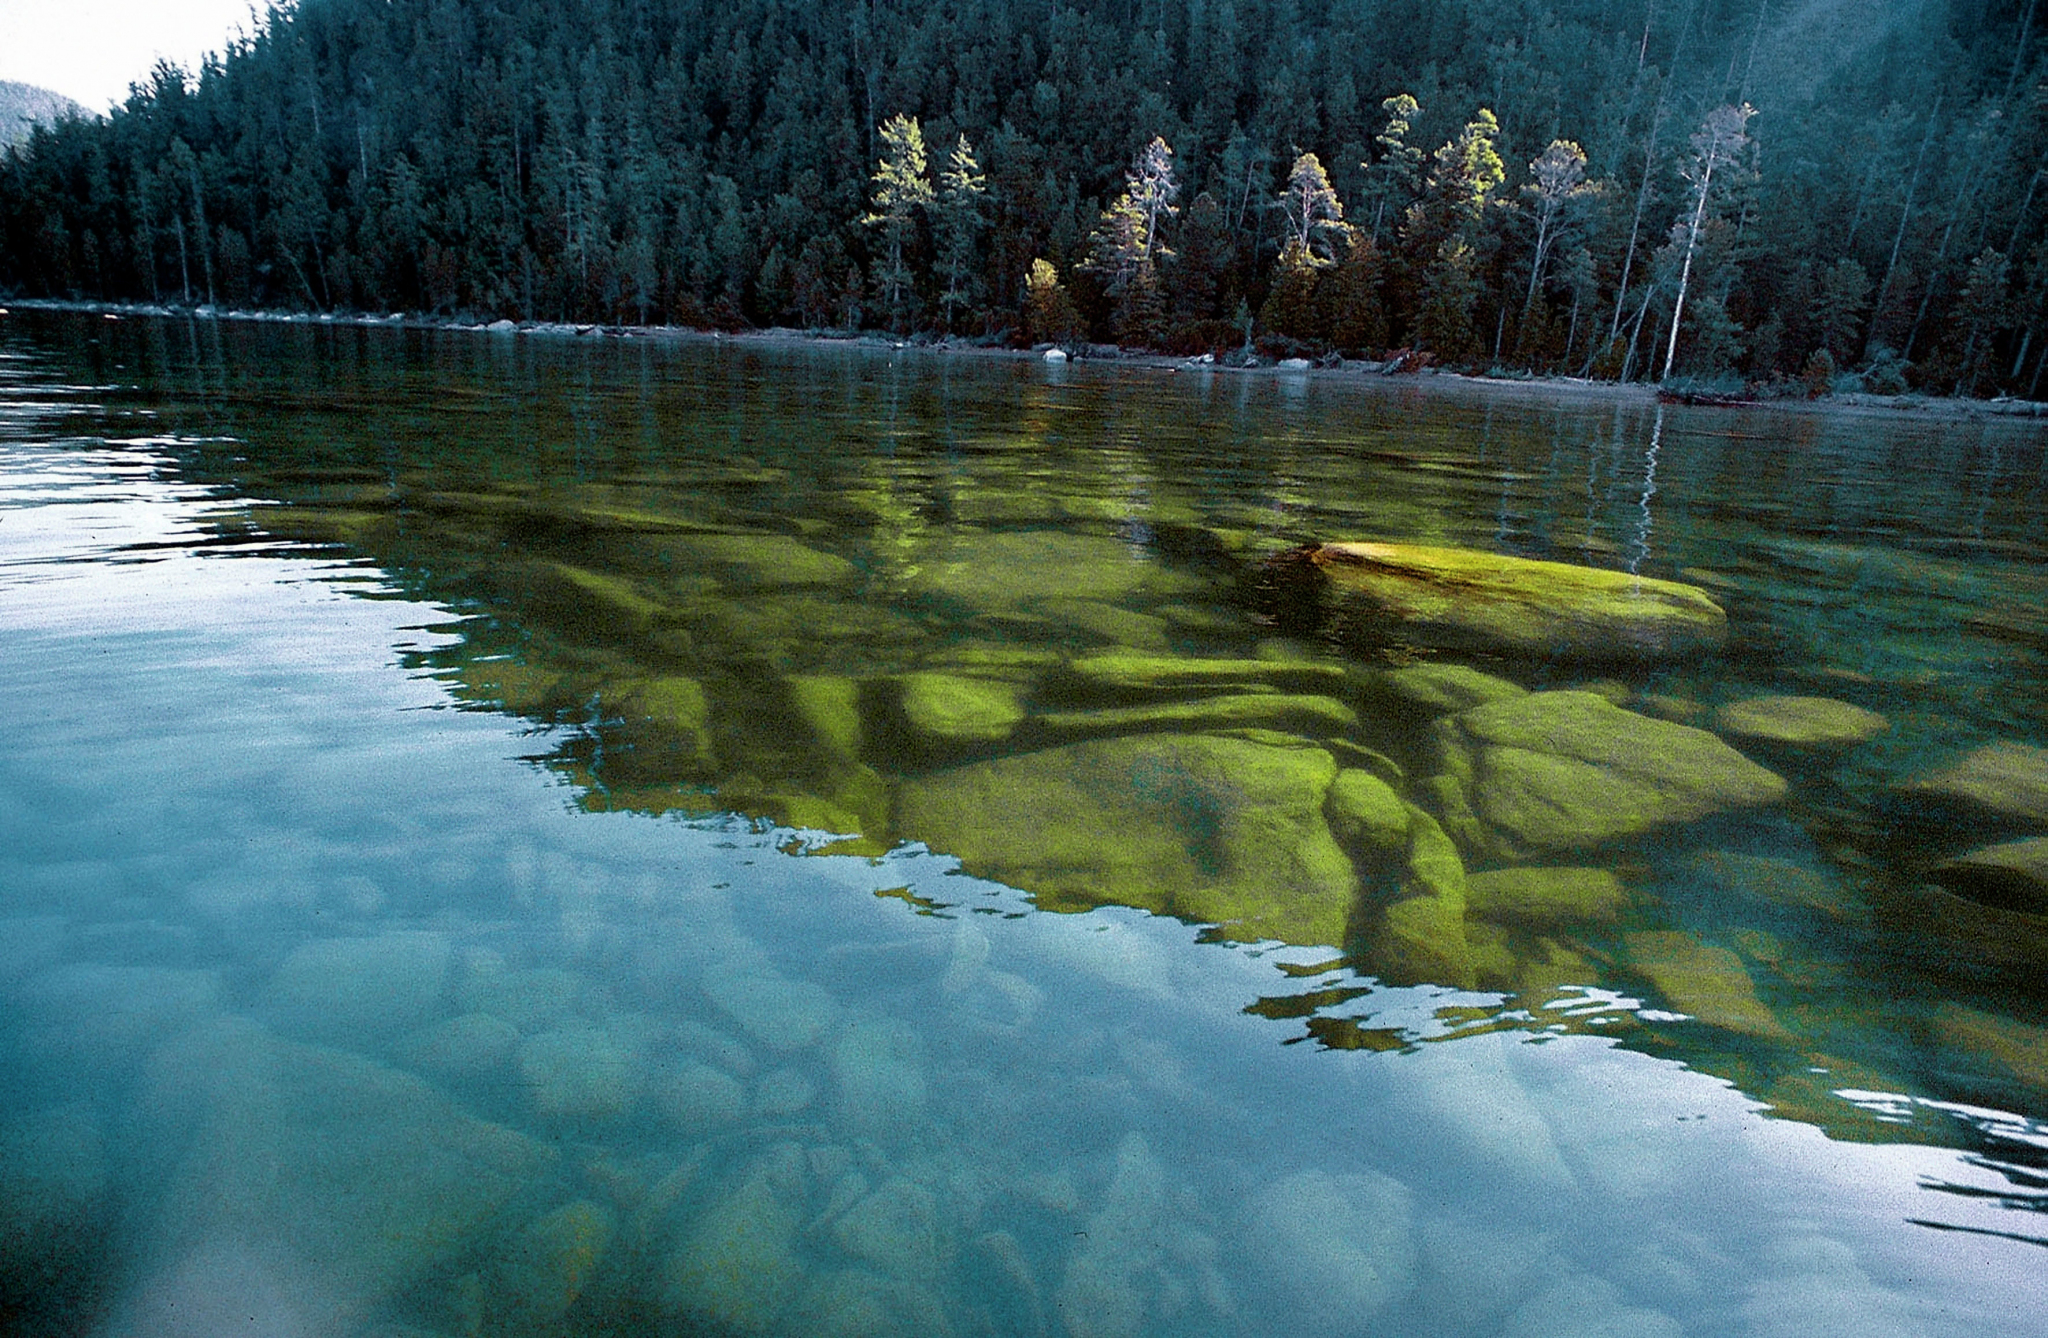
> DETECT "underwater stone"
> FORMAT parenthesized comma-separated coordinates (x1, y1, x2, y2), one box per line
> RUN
(1680, 850, 1860, 922)
(457, 964, 586, 1032)
(1932, 1002, 2048, 1091)
(659, 1147, 808, 1333)
(1033, 692, 1359, 741)
(661, 532, 857, 588)
(830, 1175, 940, 1280)
(1271, 541, 1729, 661)
(1061, 651, 1348, 696)
(1498, 1272, 1684, 1338)
(266, 931, 452, 1041)
(488, 1199, 617, 1331)
(787, 1269, 955, 1338)
(1324, 768, 1412, 860)
(1360, 662, 1529, 717)
(702, 960, 838, 1052)
(20, 964, 223, 1071)
(898, 672, 1028, 745)
(654, 1059, 747, 1129)
(516, 1024, 641, 1121)
(1465, 866, 1633, 929)
(0, 1103, 108, 1319)
(133, 1019, 551, 1317)
(754, 1067, 817, 1116)
(1711, 694, 1888, 750)
(1248, 1168, 1417, 1325)
(1623, 932, 1793, 1042)
(1932, 836, 2048, 915)
(832, 1019, 930, 1144)
(1056, 1133, 1172, 1338)
(395, 1012, 521, 1084)
(786, 674, 865, 761)
(908, 530, 1201, 612)
(896, 734, 1357, 945)
(1432, 691, 1788, 859)
(1897, 740, 2048, 829)
(1364, 805, 1474, 988)
(1031, 598, 1172, 648)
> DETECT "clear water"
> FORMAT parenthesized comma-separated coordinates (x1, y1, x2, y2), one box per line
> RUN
(2, 309, 2045, 1337)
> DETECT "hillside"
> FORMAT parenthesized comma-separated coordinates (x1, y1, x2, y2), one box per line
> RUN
(2, 0, 2046, 396)
(0, 81, 84, 149)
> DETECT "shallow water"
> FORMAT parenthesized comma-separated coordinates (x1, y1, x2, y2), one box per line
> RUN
(2, 310, 2046, 1337)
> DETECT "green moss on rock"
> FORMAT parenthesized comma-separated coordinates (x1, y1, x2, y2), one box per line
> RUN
(1712, 695, 1888, 750)
(894, 734, 1356, 945)
(1278, 541, 1728, 661)
(1034, 692, 1359, 741)
(1431, 691, 1787, 859)
(1465, 866, 1633, 929)
(899, 672, 1027, 745)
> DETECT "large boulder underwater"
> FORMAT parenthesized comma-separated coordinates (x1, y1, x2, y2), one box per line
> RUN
(1263, 541, 1729, 662)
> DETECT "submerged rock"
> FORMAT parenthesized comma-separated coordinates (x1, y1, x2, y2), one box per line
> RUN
(1269, 541, 1728, 661)
(898, 672, 1027, 746)
(1623, 932, 1793, 1042)
(1032, 692, 1358, 741)
(516, 1024, 641, 1122)
(1931, 836, 2048, 915)
(895, 734, 1357, 944)
(129, 1020, 551, 1323)
(1932, 1002, 2048, 1091)
(908, 530, 1200, 612)
(1324, 768, 1412, 861)
(1367, 805, 1474, 987)
(659, 1146, 808, 1332)
(488, 1199, 616, 1331)
(266, 931, 452, 1041)
(659, 532, 857, 588)
(1358, 662, 1528, 717)
(1711, 694, 1888, 751)
(1248, 1168, 1416, 1325)
(1430, 692, 1787, 860)
(1465, 866, 1633, 929)
(1061, 651, 1348, 697)
(1897, 741, 2048, 830)
(702, 960, 837, 1052)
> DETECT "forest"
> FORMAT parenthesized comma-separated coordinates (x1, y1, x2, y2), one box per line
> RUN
(3, 0, 2047, 394)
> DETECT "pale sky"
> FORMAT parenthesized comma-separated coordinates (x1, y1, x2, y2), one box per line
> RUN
(0, 0, 271, 112)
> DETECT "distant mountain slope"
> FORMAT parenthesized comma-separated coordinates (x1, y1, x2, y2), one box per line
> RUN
(0, 81, 85, 148)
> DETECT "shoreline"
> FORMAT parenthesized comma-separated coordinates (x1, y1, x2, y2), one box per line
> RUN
(6, 295, 2046, 425)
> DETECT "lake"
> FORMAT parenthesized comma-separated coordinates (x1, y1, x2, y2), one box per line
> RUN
(2, 307, 2045, 1337)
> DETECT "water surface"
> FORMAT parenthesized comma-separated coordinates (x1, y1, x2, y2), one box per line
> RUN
(2, 310, 2045, 1337)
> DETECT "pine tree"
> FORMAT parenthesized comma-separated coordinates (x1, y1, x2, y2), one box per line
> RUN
(861, 113, 933, 330)
(934, 133, 987, 333)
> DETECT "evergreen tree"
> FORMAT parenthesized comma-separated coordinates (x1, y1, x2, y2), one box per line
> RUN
(934, 133, 988, 332)
(861, 113, 933, 330)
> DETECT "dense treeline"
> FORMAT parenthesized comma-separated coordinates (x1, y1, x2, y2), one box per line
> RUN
(4, 0, 2048, 393)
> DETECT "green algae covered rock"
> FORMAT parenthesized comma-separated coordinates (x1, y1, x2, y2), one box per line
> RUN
(895, 734, 1357, 944)
(1712, 694, 1888, 751)
(908, 530, 1201, 611)
(1272, 541, 1728, 661)
(1033, 692, 1358, 741)
(660, 532, 857, 588)
(1324, 768, 1412, 860)
(1622, 932, 1793, 1042)
(1897, 741, 2048, 830)
(1932, 836, 2048, 915)
(1062, 651, 1348, 697)
(1431, 691, 1788, 859)
(898, 672, 1027, 746)
(1358, 662, 1528, 717)
(489, 1199, 617, 1331)
(1367, 805, 1474, 987)
(1465, 866, 1633, 929)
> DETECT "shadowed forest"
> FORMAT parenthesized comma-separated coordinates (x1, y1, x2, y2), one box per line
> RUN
(5, 0, 2048, 393)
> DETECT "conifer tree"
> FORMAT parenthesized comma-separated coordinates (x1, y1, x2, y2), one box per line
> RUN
(934, 133, 988, 332)
(862, 113, 933, 330)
